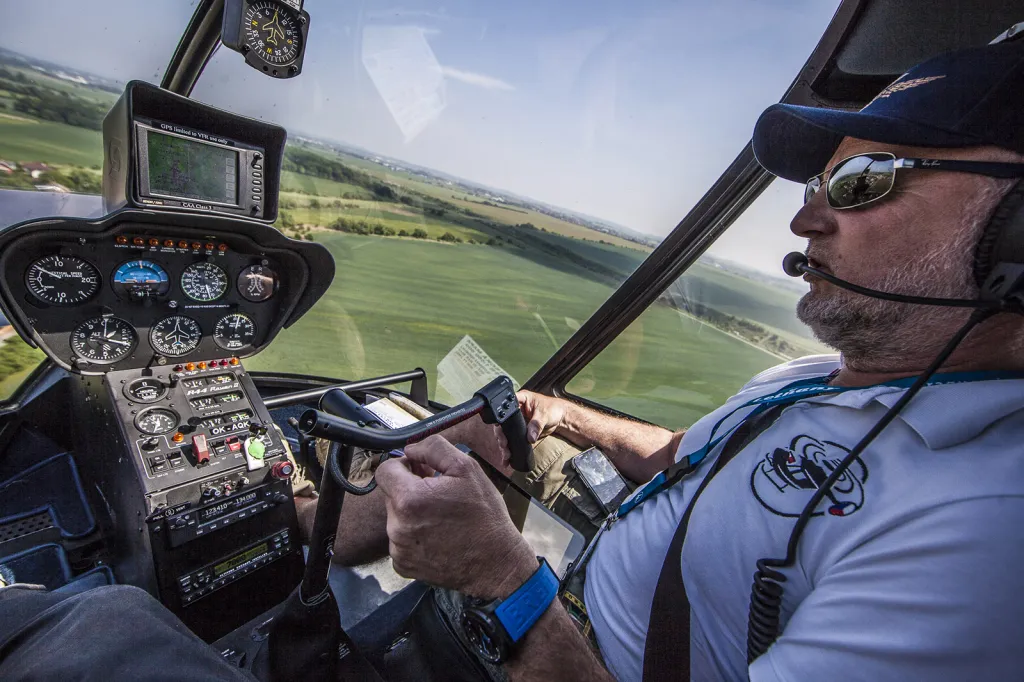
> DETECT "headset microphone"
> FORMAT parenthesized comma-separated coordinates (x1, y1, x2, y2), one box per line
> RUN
(782, 252, 1005, 309)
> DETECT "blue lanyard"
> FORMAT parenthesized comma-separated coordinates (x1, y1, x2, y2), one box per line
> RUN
(613, 369, 1024, 520)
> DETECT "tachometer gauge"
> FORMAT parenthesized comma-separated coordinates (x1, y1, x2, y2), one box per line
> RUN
(237, 264, 277, 302)
(25, 255, 100, 305)
(181, 262, 228, 302)
(214, 313, 257, 351)
(135, 407, 179, 435)
(242, 0, 305, 69)
(71, 317, 137, 364)
(150, 316, 203, 357)
(113, 260, 170, 301)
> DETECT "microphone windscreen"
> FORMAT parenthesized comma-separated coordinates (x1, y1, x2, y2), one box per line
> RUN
(782, 252, 809, 278)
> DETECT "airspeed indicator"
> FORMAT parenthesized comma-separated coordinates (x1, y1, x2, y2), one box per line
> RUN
(214, 313, 257, 351)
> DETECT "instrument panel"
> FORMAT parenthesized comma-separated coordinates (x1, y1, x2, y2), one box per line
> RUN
(0, 213, 331, 374)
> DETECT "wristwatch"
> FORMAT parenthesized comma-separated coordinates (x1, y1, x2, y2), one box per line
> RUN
(460, 557, 560, 663)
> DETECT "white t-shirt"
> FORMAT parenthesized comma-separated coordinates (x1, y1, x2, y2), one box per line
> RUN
(584, 355, 1024, 681)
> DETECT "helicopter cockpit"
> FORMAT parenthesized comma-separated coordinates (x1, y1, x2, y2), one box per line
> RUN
(0, 0, 1021, 679)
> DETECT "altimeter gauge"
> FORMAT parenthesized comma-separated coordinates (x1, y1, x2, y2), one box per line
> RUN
(221, 0, 310, 79)
(25, 255, 100, 305)
(71, 317, 138, 364)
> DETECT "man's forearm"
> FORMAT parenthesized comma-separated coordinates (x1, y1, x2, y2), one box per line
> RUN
(555, 399, 683, 482)
(507, 601, 614, 682)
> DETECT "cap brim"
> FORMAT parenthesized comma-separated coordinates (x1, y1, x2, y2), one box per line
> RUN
(752, 103, 985, 183)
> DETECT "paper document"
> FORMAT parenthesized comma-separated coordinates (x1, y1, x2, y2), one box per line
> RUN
(364, 397, 421, 429)
(436, 335, 519, 406)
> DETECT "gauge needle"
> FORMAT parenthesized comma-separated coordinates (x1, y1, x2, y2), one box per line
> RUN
(102, 337, 131, 347)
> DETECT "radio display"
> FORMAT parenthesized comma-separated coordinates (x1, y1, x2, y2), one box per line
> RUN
(199, 491, 258, 522)
(214, 542, 267, 577)
(147, 129, 239, 205)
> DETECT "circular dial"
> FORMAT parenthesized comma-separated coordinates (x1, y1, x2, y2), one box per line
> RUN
(124, 377, 167, 403)
(135, 408, 179, 435)
(70, 317, 137, 364)
(237, 264, 278, 302)
(25, 255, 100, 306)
(243, 0, 303, 66)
(214, 313, 258, 351)
(113, 260, 170, 301)
(150, 316, 203, 357)
(181, 262, 229, 302)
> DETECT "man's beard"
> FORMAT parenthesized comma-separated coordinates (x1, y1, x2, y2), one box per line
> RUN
(796, 183, 1005, 370)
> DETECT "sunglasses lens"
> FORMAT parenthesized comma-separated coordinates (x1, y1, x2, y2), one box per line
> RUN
(826, 154, 895, 209)
(804, 177, 819, 204)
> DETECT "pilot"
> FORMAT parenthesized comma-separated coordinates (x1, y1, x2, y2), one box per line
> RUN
(352, 39, 1024, 680)
(4, 38, 1024, 682)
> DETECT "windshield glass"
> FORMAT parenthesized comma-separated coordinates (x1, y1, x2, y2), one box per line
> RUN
(0, 1, 196, 399)
(0, 1, 840, 410)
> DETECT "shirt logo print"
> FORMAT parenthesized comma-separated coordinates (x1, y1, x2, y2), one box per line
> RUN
(750, 434, 868, 517)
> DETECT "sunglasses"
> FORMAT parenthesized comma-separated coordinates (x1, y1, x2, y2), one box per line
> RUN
(805, 152, 1024, 210)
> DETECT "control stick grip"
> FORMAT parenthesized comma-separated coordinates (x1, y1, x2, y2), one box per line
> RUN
(501, 410, 534, 472)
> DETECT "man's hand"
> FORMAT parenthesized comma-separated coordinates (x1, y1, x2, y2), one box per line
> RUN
(376, 435, 537, 599)
(440, 416, 512, 476)
(518, 390, 569, 444)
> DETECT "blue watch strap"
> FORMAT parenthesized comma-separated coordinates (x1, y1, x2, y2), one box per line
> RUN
(494, 558, 559, 643)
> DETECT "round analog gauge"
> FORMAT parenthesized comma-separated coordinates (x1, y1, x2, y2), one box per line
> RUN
(181, 262, 229, 302)
(123, 377, 168, 403)
(237, 264, 278, 302)
(70, 317, 138, 364)
(135, 407, 179, 436)
(25, 255, 100, 306)
(150, 316, 203, 357)
(113, 260, 170, 301)
(244, 0, 304, 66)
(214, 313, 258, 351)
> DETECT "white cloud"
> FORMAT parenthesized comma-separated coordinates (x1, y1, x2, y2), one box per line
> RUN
(440, 66, 515, 92)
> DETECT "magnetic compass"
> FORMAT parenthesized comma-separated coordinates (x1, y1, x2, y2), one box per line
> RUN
(222, 0, 310, 79)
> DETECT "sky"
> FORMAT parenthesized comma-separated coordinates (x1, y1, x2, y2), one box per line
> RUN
(1, 0, 840, 274)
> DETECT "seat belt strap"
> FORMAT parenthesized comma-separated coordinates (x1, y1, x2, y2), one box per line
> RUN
(641, 404, 786, 682)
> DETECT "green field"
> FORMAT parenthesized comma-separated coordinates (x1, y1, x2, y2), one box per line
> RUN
(0, 116, 102, 167)
(280, 171, 374, 199)
(245, 233, 786, 427)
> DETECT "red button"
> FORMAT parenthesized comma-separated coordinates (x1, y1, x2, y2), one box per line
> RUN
(192, 435, 210, 465)
(225, 436, 242, 453)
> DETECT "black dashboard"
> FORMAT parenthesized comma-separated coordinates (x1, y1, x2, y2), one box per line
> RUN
(0, 209, 333, 375)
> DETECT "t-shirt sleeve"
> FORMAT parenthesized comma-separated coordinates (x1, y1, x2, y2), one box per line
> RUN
(749, 496, 1024, 682)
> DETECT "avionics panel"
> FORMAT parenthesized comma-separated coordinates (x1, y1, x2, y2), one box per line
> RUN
(135, 119, 264, 212)
(103, 81, 285, 222)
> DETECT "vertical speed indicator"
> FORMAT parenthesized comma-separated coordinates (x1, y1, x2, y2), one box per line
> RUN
(25, 255, 100, 305)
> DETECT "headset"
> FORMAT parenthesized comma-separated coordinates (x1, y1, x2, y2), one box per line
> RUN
(747, 178, 1024, 660)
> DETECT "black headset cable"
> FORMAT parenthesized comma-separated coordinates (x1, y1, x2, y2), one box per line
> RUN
(747, 307, 996, 662)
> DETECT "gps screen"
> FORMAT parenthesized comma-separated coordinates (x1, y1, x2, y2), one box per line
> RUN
(147, 130, 239, 205)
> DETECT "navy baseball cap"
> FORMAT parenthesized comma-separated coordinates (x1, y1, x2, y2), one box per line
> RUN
(753, 39, 1024, 183)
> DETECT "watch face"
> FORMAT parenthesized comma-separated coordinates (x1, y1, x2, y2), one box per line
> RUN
(460, 610, 508, 664)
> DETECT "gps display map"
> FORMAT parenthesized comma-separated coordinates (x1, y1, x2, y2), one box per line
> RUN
(147, 130, 238, 205)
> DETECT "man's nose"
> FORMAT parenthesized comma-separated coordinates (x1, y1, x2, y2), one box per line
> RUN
(790, 191, 837, 239)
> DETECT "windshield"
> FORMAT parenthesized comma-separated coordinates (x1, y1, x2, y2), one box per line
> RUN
(0, 1, 839, 413)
